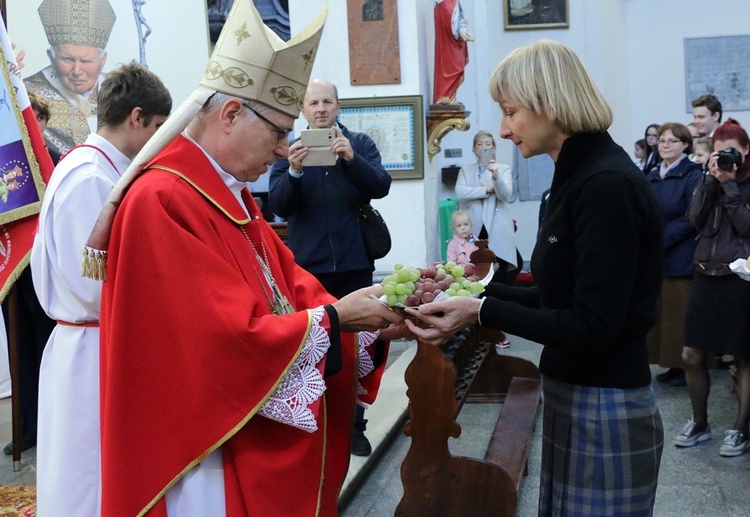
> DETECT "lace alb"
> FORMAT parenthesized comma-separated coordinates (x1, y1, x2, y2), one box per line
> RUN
(356, 330, 380, 401)
(258, 307, 328, 433)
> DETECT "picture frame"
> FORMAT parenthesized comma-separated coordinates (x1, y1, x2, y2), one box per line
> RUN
(338, 95, 424, 180)
(684, 35, 750, 112)
(503, 0, 569, 31)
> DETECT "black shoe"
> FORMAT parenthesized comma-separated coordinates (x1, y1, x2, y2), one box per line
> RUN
(351, 424, 372, 456)
(3, 436, 36, 455)
(669, 372, 687, 387)
(716, 357, 734, 370)
(656, 368, 682, 383)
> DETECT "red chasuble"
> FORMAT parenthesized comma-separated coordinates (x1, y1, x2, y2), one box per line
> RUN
(99, 135, 387, 516)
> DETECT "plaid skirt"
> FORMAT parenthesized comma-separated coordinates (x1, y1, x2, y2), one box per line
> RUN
(539, 377, 664, 516)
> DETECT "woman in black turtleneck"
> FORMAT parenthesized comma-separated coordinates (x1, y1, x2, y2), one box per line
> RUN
(406, 40, 664, 516)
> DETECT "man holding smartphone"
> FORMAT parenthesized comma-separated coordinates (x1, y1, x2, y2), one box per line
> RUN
(268, 78, 391, 456)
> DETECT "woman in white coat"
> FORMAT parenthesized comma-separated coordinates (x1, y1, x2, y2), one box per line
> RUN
(455, 130, 518, 282)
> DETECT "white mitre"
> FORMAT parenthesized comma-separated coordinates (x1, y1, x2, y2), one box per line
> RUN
(82, 0, 327, 280)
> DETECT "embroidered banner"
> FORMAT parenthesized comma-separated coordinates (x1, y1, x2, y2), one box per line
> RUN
(0, 19, 54, 302)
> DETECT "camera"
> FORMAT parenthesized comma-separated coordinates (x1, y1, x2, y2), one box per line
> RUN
(716, 147, 743, 172)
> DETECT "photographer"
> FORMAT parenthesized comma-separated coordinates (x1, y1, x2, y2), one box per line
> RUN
(268, 78, 391, 456)
(676, 118, 750, 458)
(454, 130, 519, 285)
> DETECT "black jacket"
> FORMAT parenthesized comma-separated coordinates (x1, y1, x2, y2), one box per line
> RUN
(480, 132, 663, 389)
(688, 171, 750, 276)
(268, 124, 391, 274)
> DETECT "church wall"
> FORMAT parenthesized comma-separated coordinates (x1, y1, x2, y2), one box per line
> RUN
(434, 0, 750, 263)
(293, 0, 750, 269)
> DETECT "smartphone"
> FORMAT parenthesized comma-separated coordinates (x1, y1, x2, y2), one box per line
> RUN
(480, 147, 496, 167)
(301, 128, 337, 167)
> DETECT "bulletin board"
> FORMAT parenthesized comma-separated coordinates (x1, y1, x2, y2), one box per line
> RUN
(684, 35, 750, 112)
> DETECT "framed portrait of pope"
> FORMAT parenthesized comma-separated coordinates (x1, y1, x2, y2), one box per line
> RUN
(6, 0, 210, 155)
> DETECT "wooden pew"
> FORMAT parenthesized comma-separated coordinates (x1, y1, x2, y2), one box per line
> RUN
(396, 326, 542, 517)
(269, 221, 288, 241)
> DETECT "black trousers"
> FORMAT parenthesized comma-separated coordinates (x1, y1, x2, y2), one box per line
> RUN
(2, 267, 55, 439)
(478, 225, 522, 285)
(314, 269, 373, 427)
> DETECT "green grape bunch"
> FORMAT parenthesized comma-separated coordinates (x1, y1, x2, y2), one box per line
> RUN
(381, 262, 485, 307)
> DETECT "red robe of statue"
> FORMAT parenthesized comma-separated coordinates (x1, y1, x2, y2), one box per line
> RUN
(433, 0, 469, 104)
(99, 135, 388, 516)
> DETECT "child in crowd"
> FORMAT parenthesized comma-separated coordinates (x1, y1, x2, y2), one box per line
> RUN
(447, 209, 510, 349)
(634, 138, 648, 170)
(692, 136, 713, 170)
(446, 210, 478, 266)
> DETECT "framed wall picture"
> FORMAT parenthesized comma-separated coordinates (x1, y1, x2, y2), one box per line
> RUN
(504, 0, 569, 31)
(338, 95, 424, 180)
(684, 35, 750, 112)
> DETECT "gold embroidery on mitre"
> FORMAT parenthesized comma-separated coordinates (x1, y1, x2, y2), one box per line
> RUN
(234, 22, 251, 45)
(302, 48, 314, 69)
(204, 61, 254, 89)
(270, 86, 302, 109)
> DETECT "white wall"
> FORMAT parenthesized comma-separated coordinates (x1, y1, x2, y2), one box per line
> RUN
(279, 0, 750, 271)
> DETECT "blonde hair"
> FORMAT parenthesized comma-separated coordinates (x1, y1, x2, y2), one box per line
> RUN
(489, 40, 612, 134)
(451, 209, 472, 228)
(472, 130, 496, 148)
(693, 136, 713, 154)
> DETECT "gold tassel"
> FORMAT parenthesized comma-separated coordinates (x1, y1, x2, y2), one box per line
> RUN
(82, 247, 108, 281)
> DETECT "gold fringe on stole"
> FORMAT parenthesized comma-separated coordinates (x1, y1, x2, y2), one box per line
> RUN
(82, 247, 108, 281)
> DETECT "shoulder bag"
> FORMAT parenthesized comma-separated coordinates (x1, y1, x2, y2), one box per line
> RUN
(330, 172, 391, 260)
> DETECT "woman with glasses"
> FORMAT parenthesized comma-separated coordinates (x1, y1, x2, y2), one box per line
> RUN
(646, 123, 703, 388)
(405, 40, 664, 516)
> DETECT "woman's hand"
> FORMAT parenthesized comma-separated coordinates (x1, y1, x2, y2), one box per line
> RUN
(403, 296, 481, 346)
(487, 160, 499, 180)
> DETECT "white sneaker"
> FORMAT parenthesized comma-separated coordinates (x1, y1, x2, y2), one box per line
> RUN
(719, 430, 749, 457)
(674, 419, 712, 447)
(494, 340, 511, 354)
